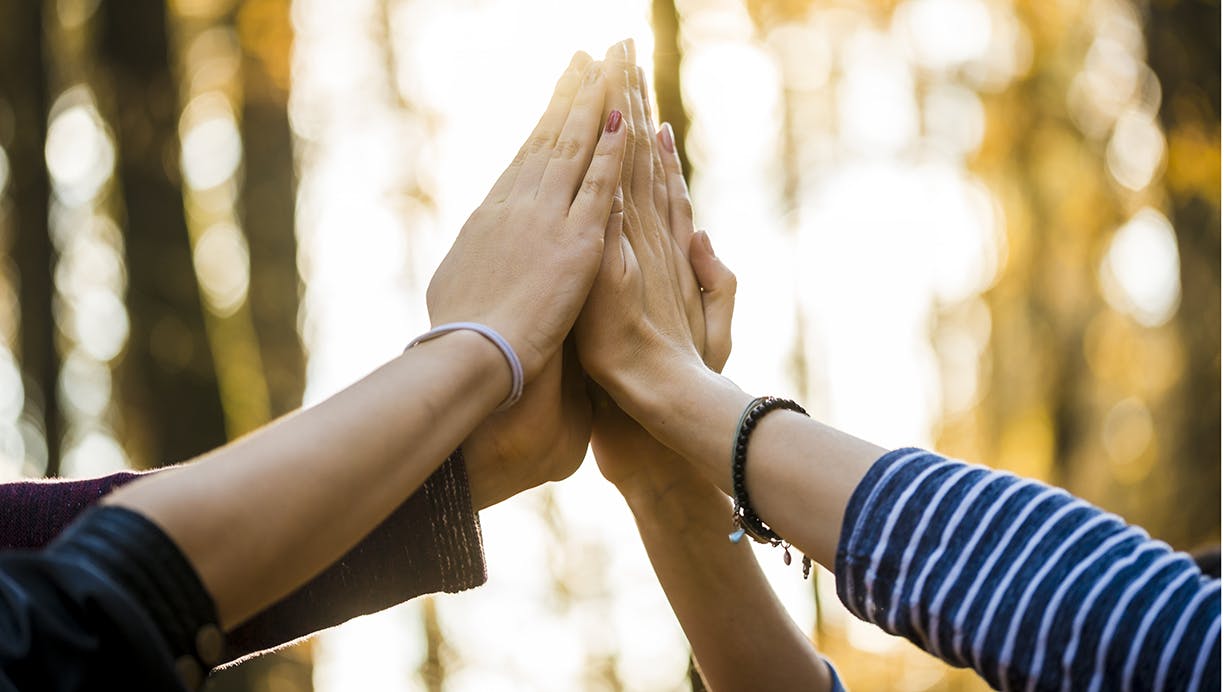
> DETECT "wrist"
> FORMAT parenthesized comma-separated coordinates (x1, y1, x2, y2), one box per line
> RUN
(411, 324, 520, 410)
(611, 364, 755, 496)
(409, 329, 513, 411)
(604, 356, 712, 422)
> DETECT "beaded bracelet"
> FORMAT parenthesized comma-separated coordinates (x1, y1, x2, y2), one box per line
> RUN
(405, 322, 524, 411)
(728, 396, 813, 578)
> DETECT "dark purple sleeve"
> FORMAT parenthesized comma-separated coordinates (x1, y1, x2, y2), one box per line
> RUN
(0, 449, 486, 667)
(0, 470, 146, 549)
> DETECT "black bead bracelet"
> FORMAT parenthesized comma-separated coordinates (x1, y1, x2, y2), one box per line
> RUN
(728, 396, 813, 578)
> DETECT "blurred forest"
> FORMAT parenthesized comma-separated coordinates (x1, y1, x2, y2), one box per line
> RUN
(0, 0, 1217, 691)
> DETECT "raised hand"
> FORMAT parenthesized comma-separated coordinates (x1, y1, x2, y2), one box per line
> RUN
(575, 40, 711, 422)
(585, 44, 735, 488)
(455, 49, 643, 509)
(427, 50, 627, 384)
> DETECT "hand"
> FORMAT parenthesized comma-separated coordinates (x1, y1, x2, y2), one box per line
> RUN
(427, 50, 628, 383)
(591, 227, 735, 495)
(583, 47, 737, 492)
(464, 339, 590, 509)
(575, 41, 714, 419)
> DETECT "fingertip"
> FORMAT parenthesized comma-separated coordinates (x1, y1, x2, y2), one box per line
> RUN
(690, 231, 735, 291)
(691, 230, 715, 260)
(658, 123, 676, 158)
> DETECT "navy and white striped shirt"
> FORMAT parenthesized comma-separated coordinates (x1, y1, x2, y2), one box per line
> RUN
(836, 448, 1220, 691)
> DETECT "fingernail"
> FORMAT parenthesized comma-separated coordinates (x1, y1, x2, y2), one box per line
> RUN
(605, 110, 623, 133)
(698, 230, 714, 256)
(659, 122, 675, 153)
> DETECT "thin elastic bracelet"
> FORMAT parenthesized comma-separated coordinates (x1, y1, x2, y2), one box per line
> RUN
(728, 395, 813, 578)
(405, 322, 524, 411)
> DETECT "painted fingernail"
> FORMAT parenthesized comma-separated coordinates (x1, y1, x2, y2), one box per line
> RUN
(659, 122, 675, 153)
(606, 110, 623, 133)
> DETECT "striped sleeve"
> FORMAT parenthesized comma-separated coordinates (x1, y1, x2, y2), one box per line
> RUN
(835, 448, 1221, 691)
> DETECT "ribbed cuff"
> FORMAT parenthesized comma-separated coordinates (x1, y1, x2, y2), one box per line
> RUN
(425, 447, 487, 592)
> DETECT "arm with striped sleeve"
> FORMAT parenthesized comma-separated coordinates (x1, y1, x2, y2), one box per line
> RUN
(836, 448, 1221, 691)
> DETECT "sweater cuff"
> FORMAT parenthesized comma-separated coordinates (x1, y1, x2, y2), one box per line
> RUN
(425, 447, 486, 592)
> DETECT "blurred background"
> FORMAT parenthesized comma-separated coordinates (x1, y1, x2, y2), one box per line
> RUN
(0, 0, 1217, 689)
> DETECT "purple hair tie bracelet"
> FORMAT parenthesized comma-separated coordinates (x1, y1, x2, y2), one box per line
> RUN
(406, 322, 524, 411)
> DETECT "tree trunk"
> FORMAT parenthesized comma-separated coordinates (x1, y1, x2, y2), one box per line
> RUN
(1144, 0, 1221, 549)
(0, 1, 59, 476)
(98, 0, 228, 469)
(651, 0, 692, 183)
(237, 0, 304, 418)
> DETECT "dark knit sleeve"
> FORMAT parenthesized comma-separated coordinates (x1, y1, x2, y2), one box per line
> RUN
(222, 447, 486, 664)
(836, 448, 1221, 691)
(0, 505, 219, 691)
(0, 448, 487, 669)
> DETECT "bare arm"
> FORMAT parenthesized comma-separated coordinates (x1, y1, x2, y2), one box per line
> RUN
(104, 333, 505, 628)
(612, 366, 884, 572)
(611, 430, 833, 691)
(583, 50, 834, 689)
(103, 48, 629, 629)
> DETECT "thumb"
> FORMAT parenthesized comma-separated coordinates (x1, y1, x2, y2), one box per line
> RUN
(689, 230, 736, 372)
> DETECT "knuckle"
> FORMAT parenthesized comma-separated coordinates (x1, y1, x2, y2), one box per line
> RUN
(551, 137, 583, 161)
(526, 132, 553, 154)
(676, 196, 694, 221)
(581, 174, 607, 198)
(631, 128, 652, 150)
(511, 145, 530, 167)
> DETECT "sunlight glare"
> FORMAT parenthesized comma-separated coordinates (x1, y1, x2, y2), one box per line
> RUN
(45, 90, 114, 207)
(1099, 207, 1181, 327)
(180, 93, 243, 191)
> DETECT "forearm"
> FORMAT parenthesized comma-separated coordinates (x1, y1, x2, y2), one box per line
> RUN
(618, 462, 832, 692)
(839, 449, 1221, 690)
(104, 330, 508, 628)
(616, 364, 884, 570)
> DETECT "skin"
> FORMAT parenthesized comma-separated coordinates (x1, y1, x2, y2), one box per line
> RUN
(104, 47, 630, 629)
(577, 43, 886, 576)
(582, 44, 833, 691)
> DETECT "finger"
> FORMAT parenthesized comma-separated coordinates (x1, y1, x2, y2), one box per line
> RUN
(603, 41, 635, 195)
(690, 230, 736, 372)
(657, 123, 695, 257)
(638, 67, 669, 218)
(627, 62, 655, 213)
(568, 109, 628, 234)
(538, 60, 609, 204)
(587, 185, 630, 296)
(497, 51, 592, 201)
